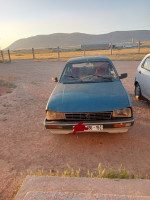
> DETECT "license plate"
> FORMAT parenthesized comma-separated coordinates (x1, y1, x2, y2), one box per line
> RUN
(86, 125, 103, 131)
(72, 122, 103, 134)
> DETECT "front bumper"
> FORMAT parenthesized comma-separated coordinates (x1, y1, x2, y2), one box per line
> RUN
(44, 117, 134, 134)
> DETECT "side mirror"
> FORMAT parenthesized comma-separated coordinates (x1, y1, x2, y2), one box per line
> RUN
(119, 73, 127, 79)
(52, 77, 58, 82)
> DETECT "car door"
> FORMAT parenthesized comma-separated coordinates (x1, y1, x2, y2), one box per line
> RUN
(139, 57, 150, 100)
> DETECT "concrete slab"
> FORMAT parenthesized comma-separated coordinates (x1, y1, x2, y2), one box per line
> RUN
(23, 192, 150, 200)
(15, 176, 150, 200)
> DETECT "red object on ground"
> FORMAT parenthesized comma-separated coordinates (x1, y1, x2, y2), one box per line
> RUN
(73, 122, 88, 134)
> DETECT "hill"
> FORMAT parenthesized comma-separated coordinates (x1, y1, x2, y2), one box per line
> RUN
(6, 30, 150, 50)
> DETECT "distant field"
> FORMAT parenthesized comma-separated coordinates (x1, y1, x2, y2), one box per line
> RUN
(1, 45, 150, 62)
(142, 41, 150, 46)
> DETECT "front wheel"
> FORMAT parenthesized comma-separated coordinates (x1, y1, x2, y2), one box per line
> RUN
(135, 83, 142, 100)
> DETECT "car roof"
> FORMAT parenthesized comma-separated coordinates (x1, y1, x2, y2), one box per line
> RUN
(67, 56, 111, 64)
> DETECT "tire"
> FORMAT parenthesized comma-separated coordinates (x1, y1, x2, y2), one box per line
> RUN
(135, 83, 142, 100)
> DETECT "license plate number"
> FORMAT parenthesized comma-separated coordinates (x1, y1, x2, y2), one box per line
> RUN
(87, 125, 103, 131)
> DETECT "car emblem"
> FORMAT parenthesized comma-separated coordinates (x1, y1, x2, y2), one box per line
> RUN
(86, 113, 90, 119)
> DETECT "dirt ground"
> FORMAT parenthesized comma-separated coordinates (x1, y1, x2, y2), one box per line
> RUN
(0, 60, 150, 200)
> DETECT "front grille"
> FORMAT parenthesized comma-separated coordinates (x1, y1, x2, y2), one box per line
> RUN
(65, 112, 112, 121)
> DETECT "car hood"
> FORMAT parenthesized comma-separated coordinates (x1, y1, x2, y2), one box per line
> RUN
(47, 81, 131, 112)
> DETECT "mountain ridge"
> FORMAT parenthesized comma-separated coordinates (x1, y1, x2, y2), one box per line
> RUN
(6, 30, 150, 50)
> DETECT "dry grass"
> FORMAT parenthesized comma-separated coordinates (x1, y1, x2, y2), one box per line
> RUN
(142, 41, 150, 46)
(0, 79, 16, 89)
(12, 164, 144, 199)
(0, 77, 17, 95)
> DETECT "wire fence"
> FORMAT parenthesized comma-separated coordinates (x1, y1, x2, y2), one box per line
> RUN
(1, 41, 150, 62)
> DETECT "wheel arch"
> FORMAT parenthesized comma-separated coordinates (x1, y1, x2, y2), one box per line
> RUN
(134, 79, 139, 86)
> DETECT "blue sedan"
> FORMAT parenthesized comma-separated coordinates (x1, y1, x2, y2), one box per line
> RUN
(44, 56, 134, 134)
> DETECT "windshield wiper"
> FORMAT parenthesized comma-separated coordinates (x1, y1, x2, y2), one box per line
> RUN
(62, 76, 83, 84)
(81, 74, 113, 81)
(96, 75, 113, 81)
(67, 76, 83, 82)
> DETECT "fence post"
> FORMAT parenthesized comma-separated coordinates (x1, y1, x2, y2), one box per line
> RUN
(1, 50, 4, 62)
(138, 41, 140, 53)
(32, 48, 35, 59)
(57, 46, 60, 60)
(84, 46, 86, 56)
(110, 43, 113, 55)
(8, 49, 11, 62)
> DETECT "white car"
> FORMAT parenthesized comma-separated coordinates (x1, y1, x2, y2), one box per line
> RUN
(135, 53, 150, 101)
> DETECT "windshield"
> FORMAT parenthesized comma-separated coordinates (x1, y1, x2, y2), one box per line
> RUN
(60, 61, 117, 84)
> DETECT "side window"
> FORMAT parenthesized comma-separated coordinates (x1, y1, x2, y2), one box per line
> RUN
(143, 57, 150, 71)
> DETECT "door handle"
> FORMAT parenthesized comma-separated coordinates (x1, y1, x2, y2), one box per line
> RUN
(139, 70, 141, 74)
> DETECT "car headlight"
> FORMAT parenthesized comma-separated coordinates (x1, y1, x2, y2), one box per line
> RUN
(113, 108, 132, 118)
(46, 110, 66, 120)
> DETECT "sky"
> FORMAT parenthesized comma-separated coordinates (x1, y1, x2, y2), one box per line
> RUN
(0, 0, 150, 49)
